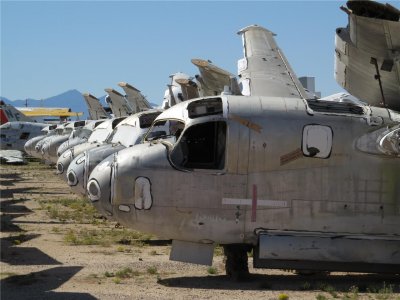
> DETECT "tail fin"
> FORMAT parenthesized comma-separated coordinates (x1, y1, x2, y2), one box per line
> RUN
(82, 93, 109, 120)
(118, 82, 152, 112)
(0, 101, 31, 124)
(104, 88, 132, 117)
(237, 25, 307, 99)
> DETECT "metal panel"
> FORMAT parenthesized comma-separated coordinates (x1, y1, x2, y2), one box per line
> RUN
(258, 233, 400, 264)
(170, 240, 214, 266)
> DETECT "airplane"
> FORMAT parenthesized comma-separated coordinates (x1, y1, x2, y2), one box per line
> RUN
(65, 109, 163, 195)
(55, 117, 126, 176)
(29, 123, 70, 160)
(0, 121, 49, 151)
(56, 120, 105, 158)
(24, 124, 58, 156)
(40, 120, 91, 164)
(87, 1, 400, 278)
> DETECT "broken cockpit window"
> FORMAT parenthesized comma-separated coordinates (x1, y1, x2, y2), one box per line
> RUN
(170, 121, 226, 170)
(187, 98, 222, 119)
(145, 119, 185, 144)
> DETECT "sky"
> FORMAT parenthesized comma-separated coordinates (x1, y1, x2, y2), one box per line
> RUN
(1, 1, 398, 105)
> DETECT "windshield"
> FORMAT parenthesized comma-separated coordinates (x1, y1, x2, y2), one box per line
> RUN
(74, 128, 92, 139)
(145, 119, 184, 145)
(62, 127, 73, 135)
(106, 125, 143, 147)
(88, 128, 110, 143)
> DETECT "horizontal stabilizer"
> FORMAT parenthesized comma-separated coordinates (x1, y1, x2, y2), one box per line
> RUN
(335, 1, 400, 111)
(191, 58, 240, 97)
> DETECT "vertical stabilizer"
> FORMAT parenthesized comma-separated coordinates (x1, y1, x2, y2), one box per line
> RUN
(104, 88, 132, 117)
(237, 25, 307, 99)
(118, 82, 152, 112)
(0, 101, 32, 124)
(82, 93, 109, 120)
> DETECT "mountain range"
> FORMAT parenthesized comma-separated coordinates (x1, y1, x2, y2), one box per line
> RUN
(1, 90, 97, 120)
(1, 90, 158, 120)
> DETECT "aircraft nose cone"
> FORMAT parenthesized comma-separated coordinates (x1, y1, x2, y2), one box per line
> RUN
(86, 157, 114, 220)
(87, 179, 101, 202)
(67, 153, 87, 195)
(67, 169, 79, 187)
(57, 162, 64, 174)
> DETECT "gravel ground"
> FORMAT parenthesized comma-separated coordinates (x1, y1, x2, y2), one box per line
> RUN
(1, 162, 399, 300)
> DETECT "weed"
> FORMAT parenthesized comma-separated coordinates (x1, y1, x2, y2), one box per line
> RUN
(116, 246, 125, 252)
(278, 293, 289, 300)
(51, 227, 60, 233)
(112, 278, 121, 284)
(319, 283, 338, 298)
(115, 267, 139, 279)
(301, 281, 312, 290)
(147, 266, 158, 275)
(207, 267, 217, 275)
(315, 295, 328, 300)
(104, 271, 114, 278)
(149, 250, 158, 256)
(343, 286, 359, 300)
(214, 245, 224, 256)
(374, 282, 394, 300)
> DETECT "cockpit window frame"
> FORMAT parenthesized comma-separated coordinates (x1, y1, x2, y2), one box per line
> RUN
(168, 119, 227, 173)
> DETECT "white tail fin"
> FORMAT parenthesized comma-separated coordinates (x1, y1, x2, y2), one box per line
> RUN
(82, 93, 109, 120)
(237, 25, 307, 99)
(118, 82, 152, 112)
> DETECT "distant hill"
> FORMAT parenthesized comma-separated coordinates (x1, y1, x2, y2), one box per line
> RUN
(1, 90, 97, 120)
(1, 89, 160, 121)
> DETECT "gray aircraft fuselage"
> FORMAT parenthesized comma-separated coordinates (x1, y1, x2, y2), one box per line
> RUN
(88, 95, 400, 271)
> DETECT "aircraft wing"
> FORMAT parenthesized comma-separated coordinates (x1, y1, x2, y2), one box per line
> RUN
(335, 1, 400, 111)
(104, 88, 132, 118)
(118, 82, 152, 112)
(18, 107, 83, 117)
(237, 25, 308, 99)
(0, 150, 27, 164)
(191, 59, 241, 97)
(82, 93, 109, 120)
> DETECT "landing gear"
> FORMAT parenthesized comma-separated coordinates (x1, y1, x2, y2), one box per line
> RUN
(223, 244, 252, 280)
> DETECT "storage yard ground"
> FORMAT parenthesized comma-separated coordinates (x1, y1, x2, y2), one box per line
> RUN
(1, 161, 399, 300)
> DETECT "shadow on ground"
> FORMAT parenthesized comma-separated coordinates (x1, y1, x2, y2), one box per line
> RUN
(1, 233, 61, 265)
(158, 273, 400, 293)
(1, 266, 96, 300)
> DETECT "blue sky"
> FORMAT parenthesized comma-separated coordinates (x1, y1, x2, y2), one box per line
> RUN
(1, 1, 398, 105)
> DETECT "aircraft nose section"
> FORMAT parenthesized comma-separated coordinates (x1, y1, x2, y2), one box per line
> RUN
(66, 153, 87, 195)
(87, 156, 114, 220)
(56, 149, 74, 180)
(57, 141, 69, 157)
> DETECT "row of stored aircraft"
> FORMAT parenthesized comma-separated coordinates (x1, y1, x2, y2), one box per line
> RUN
(2, 0, 399, 278)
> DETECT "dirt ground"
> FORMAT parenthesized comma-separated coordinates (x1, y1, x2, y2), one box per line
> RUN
(1, 161, 399, 300)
